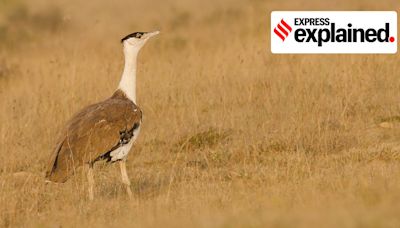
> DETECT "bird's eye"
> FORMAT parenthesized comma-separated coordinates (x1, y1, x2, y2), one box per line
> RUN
(135, 33, 143, 38)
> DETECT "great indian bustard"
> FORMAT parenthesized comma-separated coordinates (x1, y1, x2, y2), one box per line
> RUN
(45, 31, 159, 200)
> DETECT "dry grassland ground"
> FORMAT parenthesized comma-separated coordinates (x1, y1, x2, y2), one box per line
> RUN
(1, 0, 400, 227)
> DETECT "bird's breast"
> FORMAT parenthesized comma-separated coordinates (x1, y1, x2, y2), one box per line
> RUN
(110, 125, 141, 161)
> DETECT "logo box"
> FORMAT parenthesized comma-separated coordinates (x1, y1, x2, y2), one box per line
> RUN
(271, 11, 397, 54)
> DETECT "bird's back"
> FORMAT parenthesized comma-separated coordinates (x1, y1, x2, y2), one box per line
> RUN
(46, 90, 142, 183)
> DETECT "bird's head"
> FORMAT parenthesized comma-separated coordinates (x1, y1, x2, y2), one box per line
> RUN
(121, 31, 159, 54)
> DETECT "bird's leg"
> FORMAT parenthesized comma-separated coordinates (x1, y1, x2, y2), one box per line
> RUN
(119, 160, 133, 198)
(86, 163, 95, 201)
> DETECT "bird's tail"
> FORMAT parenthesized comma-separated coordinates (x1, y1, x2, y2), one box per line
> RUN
(45, 139, 72, 183)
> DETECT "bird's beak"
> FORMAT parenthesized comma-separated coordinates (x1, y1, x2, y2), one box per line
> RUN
(144, 31, 160, 39)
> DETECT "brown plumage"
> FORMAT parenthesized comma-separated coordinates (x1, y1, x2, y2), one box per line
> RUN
(46, 31, 159, 200)
(46, 90, 142, 183)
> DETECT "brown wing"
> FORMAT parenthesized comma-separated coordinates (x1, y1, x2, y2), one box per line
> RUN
(46, 94, 142, 183)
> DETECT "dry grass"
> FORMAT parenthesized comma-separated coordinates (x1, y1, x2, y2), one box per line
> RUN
(1, 0, 400, 227)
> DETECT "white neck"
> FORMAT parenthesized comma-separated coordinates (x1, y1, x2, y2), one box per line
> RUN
(118, 46, 140, 103)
